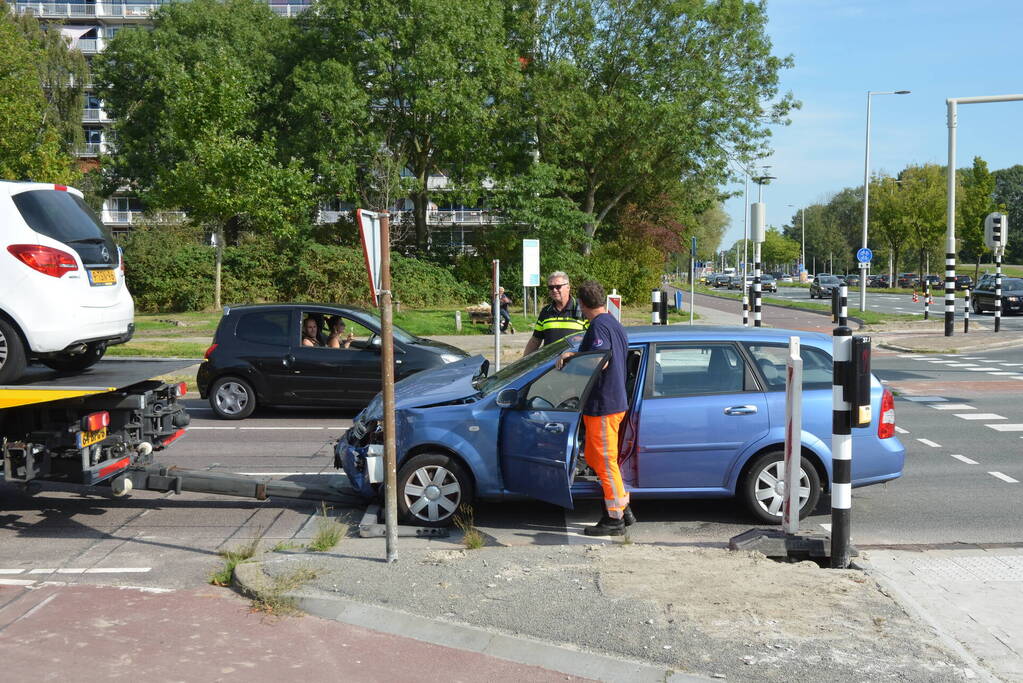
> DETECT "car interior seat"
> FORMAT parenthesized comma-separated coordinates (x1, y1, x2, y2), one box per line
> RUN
(707, 348, 742, 392)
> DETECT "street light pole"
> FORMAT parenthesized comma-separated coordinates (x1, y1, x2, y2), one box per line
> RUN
(788, 204, 806, 280)
(860, 89, 910, 312)
(751, 171, 775, 328)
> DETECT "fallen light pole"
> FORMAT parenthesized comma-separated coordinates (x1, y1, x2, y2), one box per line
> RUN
(378, 212, 399, 563)
(782, 336, 803, 535)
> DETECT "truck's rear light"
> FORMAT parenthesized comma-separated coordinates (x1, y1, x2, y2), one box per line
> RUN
(8, 244, 79, 278)
(204, 343, 217, 359)
(878, 388, 895, 439)
(174, 382, 188, 397)
(83, 411, 110, 432)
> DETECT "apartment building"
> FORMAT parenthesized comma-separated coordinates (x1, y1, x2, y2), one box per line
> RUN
(13, 0, 496, 250)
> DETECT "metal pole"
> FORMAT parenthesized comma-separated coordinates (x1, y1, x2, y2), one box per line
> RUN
(783, 335, 803, 535)
(860, 93, 872, 313)
(831, 284, 852, 569)
(493, 259, 501, 369)
(945, 99, 957, 337)
(742, 174, 750, 326)
(379, 212, 398, 563)
(801, 209, 806, 281)
(995, 248, 1002, 333)
(689, 257, 695, 326)
(753, 242, 762, 327)
(964, 287, 970, 334)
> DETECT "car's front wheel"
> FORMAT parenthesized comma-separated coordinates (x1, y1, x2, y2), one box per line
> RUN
(972, 297, 983, 315)
(741, 451, 821, 524)
(40, 342, 106, 372)
(397, 453, 474, 527)
(209, 376, 256, 419)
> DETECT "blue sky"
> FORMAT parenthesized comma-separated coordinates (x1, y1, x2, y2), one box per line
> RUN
(720, 0, 1023, 254)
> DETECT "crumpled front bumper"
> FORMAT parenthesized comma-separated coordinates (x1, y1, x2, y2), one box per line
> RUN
(335, 439, 376, 499)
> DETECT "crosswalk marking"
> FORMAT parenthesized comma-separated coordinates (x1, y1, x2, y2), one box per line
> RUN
(966, 367, 994, 372)
(954, 413, 1006, 420)
(989, 472, 1019, 484)
(988, 424, 1023, 432)
(930, 403, 974, 410)
(944, 363, 976, 367)
(949, 454, 978, 465)
(927, 360, 958, 364)
(987, 372, 1021, 376)
(903, 396, 947, 402)
(894, 426, 909, 434)
(917, 438, 942, 448)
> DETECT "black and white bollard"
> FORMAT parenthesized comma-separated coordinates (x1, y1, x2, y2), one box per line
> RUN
(964, 288, 970, 334)
(923, 281, 930, 320)
(651, 289, 663, 325)
(995, 251, 1003, 333)
(742, 290, 749, 327)
(831, 284, 853, 569)
(944, 251, 956, 336)
(753, 253, 763, 328)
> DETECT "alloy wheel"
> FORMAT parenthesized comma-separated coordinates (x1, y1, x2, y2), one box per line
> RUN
(403, 464, 462, 523)
(753, 460, 811, 517)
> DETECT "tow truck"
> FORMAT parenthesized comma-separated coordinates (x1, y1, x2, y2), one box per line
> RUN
(1, 360, 357, 504)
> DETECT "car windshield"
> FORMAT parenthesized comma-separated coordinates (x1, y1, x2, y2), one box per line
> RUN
(1003, 278, 1023, 289)
(344, 310, 417, 344)
(477, 334, 580, 395)
(820, 276, 840, 284)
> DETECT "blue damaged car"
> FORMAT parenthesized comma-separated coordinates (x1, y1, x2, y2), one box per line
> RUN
(335, 326, 904, 527)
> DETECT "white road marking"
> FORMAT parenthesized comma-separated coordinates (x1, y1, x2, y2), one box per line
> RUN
(949, 454, 978, 465)
(988, 424, 1023, 432)
(917, 438, 942, 448)
(909, 356, 936, 360)
(0, 569, 25, 575)
(234, 472, 332, 476)
(927, 360, 958, 364)
(819, 523, 832, 532)
(27, 567, 152, 575)
(930, 403, 974, 410)
(946, 363, 978, 367)
(966, 367, 995, 372)
(0, 579, 37, 586)
(987, 372, 1021, 376)
(954, 413, 1006, 421)
(961, 357, 986, 360)
(999, 363, 1023, 367)
(989, 472, 1019, 484)
(894, 426, 909, 434)
(902, 396, 947, 402)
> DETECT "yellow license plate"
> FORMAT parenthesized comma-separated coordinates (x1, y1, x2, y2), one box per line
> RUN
(79, 427, 107, 447)
(90, 269, 116, 285)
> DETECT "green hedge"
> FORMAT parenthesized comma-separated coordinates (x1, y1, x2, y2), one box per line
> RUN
(121, 225, 477, 312)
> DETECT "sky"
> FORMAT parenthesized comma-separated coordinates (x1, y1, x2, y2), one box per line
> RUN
(720, 0, 1023, 260)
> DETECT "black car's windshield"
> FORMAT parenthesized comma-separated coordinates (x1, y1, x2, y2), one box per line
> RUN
(346, 310, 417, 344)
(1003, 278, 1023, 290)
(477, 334, 581, 395)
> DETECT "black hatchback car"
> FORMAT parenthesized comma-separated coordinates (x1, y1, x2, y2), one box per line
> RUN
(972, 278, 1023, 316)
(197, 304, 471, 419)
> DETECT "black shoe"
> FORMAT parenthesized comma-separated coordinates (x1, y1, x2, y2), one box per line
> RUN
(623, 506, 636, 527)
(584, 515, 625, 536)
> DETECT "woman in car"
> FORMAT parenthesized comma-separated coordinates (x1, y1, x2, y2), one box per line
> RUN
(326, 316, 354, 349)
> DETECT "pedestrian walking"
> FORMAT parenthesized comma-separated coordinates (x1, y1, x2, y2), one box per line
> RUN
(522, 271, 587, 356)
(498, 287, 515, 334)
(556, 281, 635, 536)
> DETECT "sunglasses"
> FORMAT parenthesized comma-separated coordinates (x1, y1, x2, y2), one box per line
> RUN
(547, 283, 568, 291)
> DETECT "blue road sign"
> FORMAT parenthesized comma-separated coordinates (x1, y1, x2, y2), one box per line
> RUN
(675, 290, 683, 309)
(856, 247, 873, 264)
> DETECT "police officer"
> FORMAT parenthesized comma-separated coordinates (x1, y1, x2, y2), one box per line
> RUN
(522, 271, 587, 356)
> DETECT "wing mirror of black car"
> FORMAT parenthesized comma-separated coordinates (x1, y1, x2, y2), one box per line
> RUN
(495, 388, 519, 408)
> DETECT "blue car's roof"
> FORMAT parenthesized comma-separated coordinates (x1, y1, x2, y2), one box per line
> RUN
(622, 325, 832, 347)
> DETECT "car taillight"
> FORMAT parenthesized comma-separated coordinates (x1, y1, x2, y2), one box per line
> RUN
(7, 244, 79, 278)
(118, 245, 125, 274)
(82, 411, 110, 432)
(878, 388, 895, 439)
(204, 343, 217, 360)
(174, 382, 188, 397)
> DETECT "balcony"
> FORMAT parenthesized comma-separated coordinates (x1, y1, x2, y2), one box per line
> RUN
(76, 37, 104, 53)
(82, 108, 110, 122)
(267, 4, 310, 17)
(316, 208, 503, 227)
(13, 2, 164, 19)
(102, 210, 186, 226)
(75, 142, 103, 156)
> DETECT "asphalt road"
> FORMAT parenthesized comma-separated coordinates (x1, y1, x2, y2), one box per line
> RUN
(2, 342, 1021, 592)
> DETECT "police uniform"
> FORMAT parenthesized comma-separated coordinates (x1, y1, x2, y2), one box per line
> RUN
(531, 296, 587, 346)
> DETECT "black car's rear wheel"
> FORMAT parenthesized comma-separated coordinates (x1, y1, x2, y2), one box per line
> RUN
(397, 453, 474, 527)
(209, 376, 256, 419)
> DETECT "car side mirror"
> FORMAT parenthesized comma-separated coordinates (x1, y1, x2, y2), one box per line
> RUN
(371, 335, 382, 349)
(495, 388, 519, 408)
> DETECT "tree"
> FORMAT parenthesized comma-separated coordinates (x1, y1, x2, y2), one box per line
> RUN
(530, 0, 796, 254)
(0, 8, 79, 182)
(760, 227, 799, 270)
(95, 0, 314, 308)
(288, 0, 524, 251)
(993, 165, 1023, 264)
(957, 156, 996, 278)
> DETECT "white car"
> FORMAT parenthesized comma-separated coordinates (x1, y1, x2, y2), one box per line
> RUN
(0, 181, 134, 382)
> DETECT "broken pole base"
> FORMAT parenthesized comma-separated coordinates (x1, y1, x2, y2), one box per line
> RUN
(358, 503, 450, 539)
(728, 528, 858, 564)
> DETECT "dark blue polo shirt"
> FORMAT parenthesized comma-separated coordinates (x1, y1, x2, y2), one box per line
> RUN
(578, 312, 629, 416)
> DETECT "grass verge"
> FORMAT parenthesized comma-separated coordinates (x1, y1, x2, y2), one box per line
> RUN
(209, 538, 261, 587)
(453, 504, 485, 550)
(250, 567, 321, 616)
(107, 341, 208, 358)
(308, 502, 346, 552)
(695, 285, 922, 325)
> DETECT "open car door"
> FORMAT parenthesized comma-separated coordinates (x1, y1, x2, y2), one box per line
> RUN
(499, 351, 609, 508)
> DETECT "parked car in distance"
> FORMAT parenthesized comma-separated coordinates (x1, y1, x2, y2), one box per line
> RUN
(914, 274, 941, 289)
(896, 272, 918, 288)
(809, 275, 841, 299)
(844, 274, 861, 288)
(868, 274, 890, 288)
(710, 274, 731, 288)
(196, 303, 470, 419)
(780, 275, 794, 283)
(954, 274, 973, 290)
(0, 180, 133, 382)
(760, 274, 778, 293)
(337, 327, 904, 527)
(971, 277, 1023, 315)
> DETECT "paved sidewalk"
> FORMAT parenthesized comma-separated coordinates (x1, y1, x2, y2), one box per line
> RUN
(863, 547, 1023, 683)
(0, 583, 596, 682)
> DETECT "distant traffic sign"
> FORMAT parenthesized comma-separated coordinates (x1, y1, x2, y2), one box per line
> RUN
(856, 247, 873, 264)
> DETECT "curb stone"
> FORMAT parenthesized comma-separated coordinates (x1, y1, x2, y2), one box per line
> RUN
(857, 556, 998, 683)
(233, 560, 707, 682)
(877, 335, 1023, 354)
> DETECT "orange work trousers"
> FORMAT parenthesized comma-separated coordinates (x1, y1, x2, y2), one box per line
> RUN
(582, 412, 629, 519)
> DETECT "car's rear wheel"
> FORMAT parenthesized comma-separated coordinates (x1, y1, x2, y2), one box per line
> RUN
(397, 453, 474, 528)
(0, 318, 27, 383)
(972, 297, 983, 315)
(40, 342, 106, 372)
(209, 376, 256, 419)
(741, 451, 821, 524)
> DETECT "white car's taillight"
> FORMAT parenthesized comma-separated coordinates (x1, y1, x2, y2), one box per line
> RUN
(878, 388, 895, 439)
